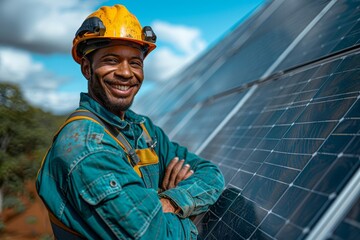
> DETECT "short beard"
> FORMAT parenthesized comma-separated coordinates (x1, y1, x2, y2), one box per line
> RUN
(88, 72, 136, 116)
(106, 97, 134, 114)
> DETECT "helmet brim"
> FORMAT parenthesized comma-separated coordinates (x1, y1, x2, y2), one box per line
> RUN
(72, 36, 156, 64)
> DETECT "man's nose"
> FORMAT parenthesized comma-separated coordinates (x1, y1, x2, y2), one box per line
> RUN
(114, 61, 132, 79)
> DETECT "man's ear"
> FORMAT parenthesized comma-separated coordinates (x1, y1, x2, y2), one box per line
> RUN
(81, 58, 91, 80)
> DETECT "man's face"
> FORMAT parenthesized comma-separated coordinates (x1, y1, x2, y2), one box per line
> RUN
(83, 44, 144, 116)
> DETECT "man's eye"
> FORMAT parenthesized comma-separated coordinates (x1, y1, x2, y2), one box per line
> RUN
(104, 58, 118, 64)
(131, 61, 143, 67)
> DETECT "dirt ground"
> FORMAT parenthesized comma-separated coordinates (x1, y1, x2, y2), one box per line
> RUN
(0, 182, 53, 240)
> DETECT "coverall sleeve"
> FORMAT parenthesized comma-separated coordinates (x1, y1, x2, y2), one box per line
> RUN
(68, 150, 198, 239)
(150, 120, 225, 218)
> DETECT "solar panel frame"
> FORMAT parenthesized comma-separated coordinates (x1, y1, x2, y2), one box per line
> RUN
(326, 196, 360, 240)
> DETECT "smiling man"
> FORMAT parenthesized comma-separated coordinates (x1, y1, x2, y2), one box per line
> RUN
(36, 4, 224, 240)
(83, 44, 144, 116)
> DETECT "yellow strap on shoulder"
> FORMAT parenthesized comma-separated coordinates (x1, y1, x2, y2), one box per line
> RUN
(39, 110, 159, 179)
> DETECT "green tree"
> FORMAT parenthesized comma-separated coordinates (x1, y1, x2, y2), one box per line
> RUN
(0, 83, 65, 214)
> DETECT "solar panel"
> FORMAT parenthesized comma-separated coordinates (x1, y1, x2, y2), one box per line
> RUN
(166, 92, 247, 152)
(136, 3, 269, 119)
(195, 50, 360, 239)
(135, 3, 266, 118)
(178, 0, 331, 107)
(133, 0, 360, 239)
(140, 0, 332, 123)
(275, 0, 360, 72)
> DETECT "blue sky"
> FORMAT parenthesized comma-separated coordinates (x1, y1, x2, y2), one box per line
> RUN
(0, 0, 265, 114)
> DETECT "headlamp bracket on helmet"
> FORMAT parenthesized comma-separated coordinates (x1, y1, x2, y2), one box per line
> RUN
(76, 17, 106, 37)
(142, 26, 157, 43)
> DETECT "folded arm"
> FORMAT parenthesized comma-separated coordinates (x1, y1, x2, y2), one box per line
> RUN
(67, 150, 197, 239)
(152, 125, 225, 218)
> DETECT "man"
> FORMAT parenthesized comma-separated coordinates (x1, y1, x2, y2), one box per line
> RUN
(36, 4, 224, 239)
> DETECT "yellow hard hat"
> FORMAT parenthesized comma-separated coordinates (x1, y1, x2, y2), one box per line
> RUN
(72, 4, 156, 63)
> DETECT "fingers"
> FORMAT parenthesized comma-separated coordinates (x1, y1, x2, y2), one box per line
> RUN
(168, 159, 185, 188)
(175, 164, 193, 186)
(183, 168, 194, 180)
(162, 157, 179, 190)
(162, 157, 194, 190)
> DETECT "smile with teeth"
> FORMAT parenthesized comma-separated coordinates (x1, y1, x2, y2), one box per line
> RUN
(113, 85, 130, 91)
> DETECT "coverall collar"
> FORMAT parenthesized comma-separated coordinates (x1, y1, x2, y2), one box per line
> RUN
(78, 92, 145, 129)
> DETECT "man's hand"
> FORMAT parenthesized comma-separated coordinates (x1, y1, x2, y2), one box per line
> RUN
(160, 198, 177, 213)
(161, 157, 193, 191)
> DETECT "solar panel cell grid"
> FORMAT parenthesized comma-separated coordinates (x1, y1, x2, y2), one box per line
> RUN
(155, 107, 191, 137)
(170, 92, 246, 152)
(276, 0, 360, 71)
(196, 51, 360, 239)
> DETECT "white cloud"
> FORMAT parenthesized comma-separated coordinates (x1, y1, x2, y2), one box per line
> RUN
(145, 47, 190, 81)
(0, 0, 95, 53)
(145, 21, 207, 81)
(0, 47, 77, 113)
(0, 47, 64, 90)
(0, 48, 43, 83)
(24, 90, 79, 114)
(153, 21, 206, 55)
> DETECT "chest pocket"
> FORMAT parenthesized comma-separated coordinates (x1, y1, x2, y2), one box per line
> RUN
(62, 110, 159, 178)
(133, 124, 159, 177)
